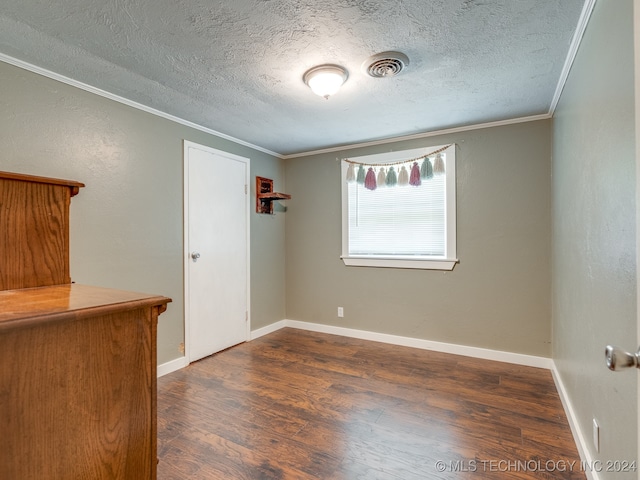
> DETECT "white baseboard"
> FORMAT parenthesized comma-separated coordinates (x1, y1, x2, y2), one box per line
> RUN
(157, 356, 188, 378)
(281, 319, 553, 369)
(250, 320, 287, 340)
(167, 320, 551, 376)
(157, 321, 286, 378)
(551, 364, 600, 480)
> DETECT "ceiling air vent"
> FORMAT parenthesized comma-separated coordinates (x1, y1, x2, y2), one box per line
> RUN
(363, 51, 410, 78)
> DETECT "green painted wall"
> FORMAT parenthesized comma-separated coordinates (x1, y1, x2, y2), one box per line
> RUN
(285, 120, 552, 357)
(2, 2, 637, 467)
(552, 0, 637, 474)
(0, 61, 286, 365)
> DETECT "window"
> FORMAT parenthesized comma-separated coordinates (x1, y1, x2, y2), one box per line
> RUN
(341, 144, 457, 270)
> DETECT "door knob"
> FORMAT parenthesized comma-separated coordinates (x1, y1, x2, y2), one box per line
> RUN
(191, 252, 201, 262)
(605, 345, 640, 371)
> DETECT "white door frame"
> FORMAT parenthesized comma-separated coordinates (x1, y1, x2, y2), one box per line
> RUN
(183, 140, 251, 363)
(634, 0, 640, 467)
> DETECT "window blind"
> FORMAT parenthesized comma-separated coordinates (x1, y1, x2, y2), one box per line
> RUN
(347, 158, 446, 258)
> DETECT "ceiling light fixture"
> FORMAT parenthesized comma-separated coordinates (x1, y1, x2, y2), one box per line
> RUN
(303, 65, 348, 100)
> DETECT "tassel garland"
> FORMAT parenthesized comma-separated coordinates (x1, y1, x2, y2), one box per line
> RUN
(409, 162, 421, 186)
(364, 167, 377, 190)
(344, 144, 451, 188)
(433, 154, 445, 175)
(386, 167, 398, 186)
(346, 163, 355, 183)
(398, 166, 409, 186)
(420, 157, 433, 179)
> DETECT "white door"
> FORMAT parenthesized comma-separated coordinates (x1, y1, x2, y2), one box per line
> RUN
(635, 0, 640, 465)
(606, 1, 640, 463)
(184, 141, 250, 362)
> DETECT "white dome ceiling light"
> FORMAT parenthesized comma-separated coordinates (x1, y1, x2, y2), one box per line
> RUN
(303, 65, 349, 100)
(362, 51, 410, 78)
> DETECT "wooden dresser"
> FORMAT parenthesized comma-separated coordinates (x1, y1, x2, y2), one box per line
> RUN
(0, 171, 171, 479)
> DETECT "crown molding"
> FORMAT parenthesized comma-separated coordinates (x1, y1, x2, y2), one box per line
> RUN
(0, 52, 283, 159)
(282, 113, 552, 159)
(2, 0, 593, 165)
(549, 0, 597, 115)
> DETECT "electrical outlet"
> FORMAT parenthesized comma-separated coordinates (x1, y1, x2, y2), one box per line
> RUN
(337, 307, 344, 318)
(593, 418, 600, 453)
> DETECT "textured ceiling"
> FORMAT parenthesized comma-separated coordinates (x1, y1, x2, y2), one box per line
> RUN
(0, 0, 586, 156)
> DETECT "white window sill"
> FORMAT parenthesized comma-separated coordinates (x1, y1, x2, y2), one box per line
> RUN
(341, 256, 458, 271)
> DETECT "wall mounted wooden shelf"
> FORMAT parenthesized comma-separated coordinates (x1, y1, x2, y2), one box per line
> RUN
(256, 176, 290, 214)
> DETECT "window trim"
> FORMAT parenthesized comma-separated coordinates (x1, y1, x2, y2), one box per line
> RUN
(340, 144, 458, 271)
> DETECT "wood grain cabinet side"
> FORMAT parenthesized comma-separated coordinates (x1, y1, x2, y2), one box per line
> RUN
(0, 171, 85, 290)
(0, 284, 171, 480)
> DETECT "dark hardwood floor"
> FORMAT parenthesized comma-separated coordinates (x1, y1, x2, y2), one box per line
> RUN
(157, 328, 585, 479)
